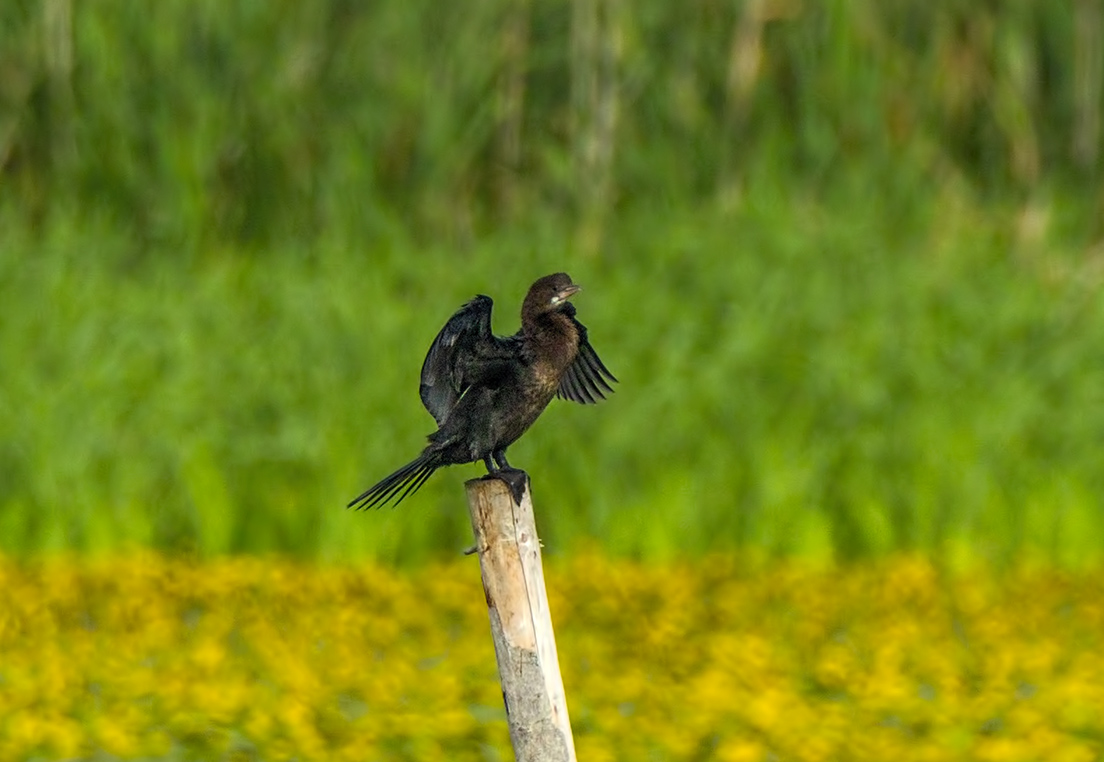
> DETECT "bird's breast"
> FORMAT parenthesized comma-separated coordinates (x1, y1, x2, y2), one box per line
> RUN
(529, 358, 565, 396)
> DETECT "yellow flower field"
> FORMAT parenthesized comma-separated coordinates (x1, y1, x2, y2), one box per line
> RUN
(1, 553, 1101, 761)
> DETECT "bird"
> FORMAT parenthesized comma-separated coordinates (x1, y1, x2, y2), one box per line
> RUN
(347, 272, 616, 509)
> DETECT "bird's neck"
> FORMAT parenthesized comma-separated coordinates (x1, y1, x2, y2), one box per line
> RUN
(523, 311, 579, 370)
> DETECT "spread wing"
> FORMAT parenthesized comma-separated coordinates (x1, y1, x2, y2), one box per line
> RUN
(419, 295, 519, 427)
(556, 305, 617, 404)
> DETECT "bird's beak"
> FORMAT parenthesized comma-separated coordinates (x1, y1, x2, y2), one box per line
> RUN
(552, 284, 581, 305)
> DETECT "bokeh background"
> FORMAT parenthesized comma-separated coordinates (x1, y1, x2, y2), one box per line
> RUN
(2, 2, 1104, 760)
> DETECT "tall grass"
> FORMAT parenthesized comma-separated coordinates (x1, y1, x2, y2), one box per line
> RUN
(2, 178, 1102, 564)
(2, 2, 1101, 243)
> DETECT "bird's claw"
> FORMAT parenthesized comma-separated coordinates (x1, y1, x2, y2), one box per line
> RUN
(481, 468, 529, 505)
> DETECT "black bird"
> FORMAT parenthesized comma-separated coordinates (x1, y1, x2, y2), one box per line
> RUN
(348, 273, 616, 509)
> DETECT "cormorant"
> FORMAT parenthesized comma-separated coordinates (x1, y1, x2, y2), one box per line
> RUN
(348, 273, 616, 509)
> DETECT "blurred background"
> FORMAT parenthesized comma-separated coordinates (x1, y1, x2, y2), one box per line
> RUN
(2, 0, 1104, 566)
(4, 3, 1104, 761)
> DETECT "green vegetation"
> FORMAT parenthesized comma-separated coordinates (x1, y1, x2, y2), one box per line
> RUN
(2, 1, 1102, 564)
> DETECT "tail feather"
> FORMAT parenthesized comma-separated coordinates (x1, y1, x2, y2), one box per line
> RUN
(347, 451, 441, 510)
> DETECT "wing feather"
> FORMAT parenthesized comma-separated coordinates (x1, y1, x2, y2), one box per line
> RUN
(419, 295, 516, 426)
(579, 342, 616, 395)
(563, 363, 596, 404)
(556, 310, 617, 405)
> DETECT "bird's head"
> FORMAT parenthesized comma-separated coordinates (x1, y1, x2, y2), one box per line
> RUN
(523, 273, 580, 319)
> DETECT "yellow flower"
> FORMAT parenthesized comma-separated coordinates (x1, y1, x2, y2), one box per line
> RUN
(1, 554, 1103, 761)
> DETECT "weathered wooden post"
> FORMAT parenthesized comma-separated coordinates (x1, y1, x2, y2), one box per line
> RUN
(465, 473, 577, 762)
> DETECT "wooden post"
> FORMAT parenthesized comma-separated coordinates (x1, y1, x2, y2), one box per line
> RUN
(465, 474, 576, 762)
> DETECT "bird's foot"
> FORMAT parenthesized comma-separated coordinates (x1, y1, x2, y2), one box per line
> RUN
(481, 467, 529, 505)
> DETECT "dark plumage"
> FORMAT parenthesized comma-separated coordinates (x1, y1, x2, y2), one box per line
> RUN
(348, 273, 616, 509)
